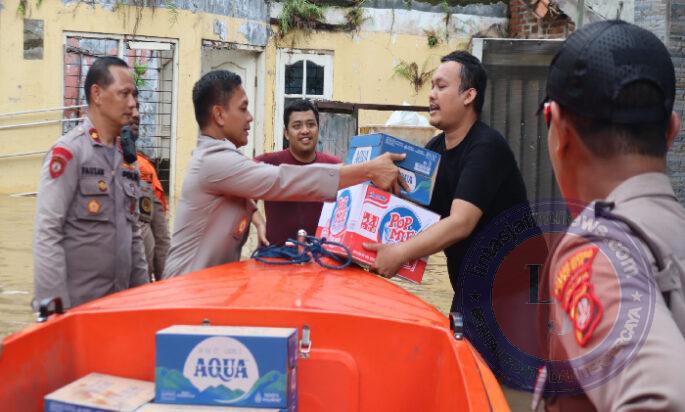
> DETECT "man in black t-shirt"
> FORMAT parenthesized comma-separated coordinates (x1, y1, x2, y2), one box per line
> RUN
(364, 51, 530, 312)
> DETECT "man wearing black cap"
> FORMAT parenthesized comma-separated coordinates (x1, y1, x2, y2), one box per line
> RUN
(539, 20, 685, 410)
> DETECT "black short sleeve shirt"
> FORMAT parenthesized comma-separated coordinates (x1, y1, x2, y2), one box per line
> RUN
(425, 121, 529, 291)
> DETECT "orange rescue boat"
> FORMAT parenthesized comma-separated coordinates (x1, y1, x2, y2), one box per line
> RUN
(0, 260, 509, 411)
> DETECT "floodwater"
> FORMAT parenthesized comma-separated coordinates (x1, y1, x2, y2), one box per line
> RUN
(0, 194, 528, 410)
(0, 194, 454, 339)
(0, 195, 36, 337)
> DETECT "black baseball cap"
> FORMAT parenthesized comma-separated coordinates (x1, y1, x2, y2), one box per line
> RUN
(544, 20, 675, 124)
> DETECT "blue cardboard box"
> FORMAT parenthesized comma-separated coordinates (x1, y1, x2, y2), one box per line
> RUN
(44, 373, 154, 412)
(135, 400, 297, 411)
(345, 133, 440, 205)
(155, 325, 297, 408)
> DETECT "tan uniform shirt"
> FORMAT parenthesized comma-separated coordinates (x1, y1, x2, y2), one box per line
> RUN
(544, 173, 685, 411)
(33, 118, 148, 309)
(137, 176, 169, 279)
(163, 135, 340, 277)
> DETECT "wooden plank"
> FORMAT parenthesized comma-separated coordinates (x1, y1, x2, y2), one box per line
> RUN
(522, 78, 540, 203)
(507, 79, 523, 166)
(492, 77, 508, 136)
(313, 100, 429, 113)
(319, 112, 357, 160)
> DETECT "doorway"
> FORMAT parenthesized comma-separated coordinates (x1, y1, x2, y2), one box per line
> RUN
(201, 45, 262, 157)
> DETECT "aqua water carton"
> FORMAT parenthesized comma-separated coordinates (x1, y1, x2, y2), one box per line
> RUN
(155, 326, 297, 409)
(135, 401, 296, 411)
(316, 183, 440, 283)
(345, 133, 440, 205)
(44, 373, 154, 412)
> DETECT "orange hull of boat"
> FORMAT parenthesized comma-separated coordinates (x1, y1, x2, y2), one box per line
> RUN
(0, 260, 509, 411)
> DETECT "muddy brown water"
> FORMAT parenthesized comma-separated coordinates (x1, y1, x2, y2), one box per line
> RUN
(0, 194, 528, 410)
(0, 194, 453, 338)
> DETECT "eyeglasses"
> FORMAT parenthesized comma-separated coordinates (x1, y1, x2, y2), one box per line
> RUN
(543, 101, 552, 128)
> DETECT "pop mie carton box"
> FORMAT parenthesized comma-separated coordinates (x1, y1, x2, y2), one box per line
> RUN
(345, 133, 440, 206)
(316, 183, 440, 283)
(155, 326, 297, 409)
(44, 373, 154, 412)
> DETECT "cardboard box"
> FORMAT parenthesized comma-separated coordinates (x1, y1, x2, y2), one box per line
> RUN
(44, 373, 154, 412)
(316, 183, 440, 283)
(155, 326, 297, 408)
(358, 125, 436, 147)
(345, 133, 440, 205)
(136, 401, 296, 411)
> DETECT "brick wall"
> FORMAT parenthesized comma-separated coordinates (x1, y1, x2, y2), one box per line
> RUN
(509, 0, 575, 39)
(509, 0, 685, 204)
(635, 0, 685, 204)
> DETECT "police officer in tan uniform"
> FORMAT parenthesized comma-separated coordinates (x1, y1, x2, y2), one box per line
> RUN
(126, 96, 170, 280)
(33, 56, 148, 309)
(538, 20, 685, 411)
(137, 159, 169, 279)
(163, 70, 406, 277)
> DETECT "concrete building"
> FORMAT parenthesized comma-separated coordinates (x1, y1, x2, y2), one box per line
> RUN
(0, 0, 508, 205)
(1, 0, 683, 205)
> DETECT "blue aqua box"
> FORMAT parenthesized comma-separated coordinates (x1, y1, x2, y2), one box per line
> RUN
(155, 325, 297, 409)
(345, 133, 440, 205)
(135, 400, 297, 411)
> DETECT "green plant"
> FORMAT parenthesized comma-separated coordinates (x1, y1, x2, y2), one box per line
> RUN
(164, 0, 179, 25)
(441, 0, 451, 40)
(345, 1, 367, 31)
(440, 0, 450, 14)
(108, 0, 178, 34)
(17, 0, 45, 16)
(132, 61, 148, 88)
(17, 0, 27, 16)
(17, 0, 45, 17)
(393, 60, 435, 93)
(112, 0, 125, 13)
(425, 29, 440, 48)
(278, 0, 326, 37)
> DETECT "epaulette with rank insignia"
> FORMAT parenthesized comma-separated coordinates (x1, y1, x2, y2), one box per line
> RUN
(89, 128, 101, 143)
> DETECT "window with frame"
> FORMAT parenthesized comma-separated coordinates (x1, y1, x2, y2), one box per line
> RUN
(276, 50, 332, 150)
(62, 35, 176, 196)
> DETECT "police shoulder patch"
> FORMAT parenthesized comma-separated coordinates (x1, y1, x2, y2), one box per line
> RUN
(553, 246, 602, 347)
(48, 146, 74, 179)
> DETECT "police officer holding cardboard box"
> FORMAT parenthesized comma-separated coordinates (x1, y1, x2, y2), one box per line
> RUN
(538, 20, 685, 410)
(33, 56, 148, 309)
(163, 70, 406, 278)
